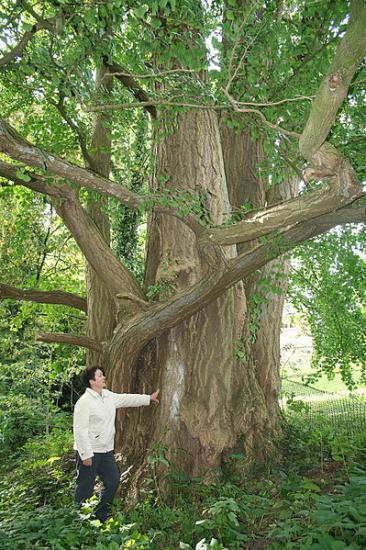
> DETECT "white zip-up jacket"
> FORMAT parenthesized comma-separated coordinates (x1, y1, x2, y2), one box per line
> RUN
(73, 388, 150, 460)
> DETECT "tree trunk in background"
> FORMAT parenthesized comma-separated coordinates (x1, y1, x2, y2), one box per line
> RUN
(220, 123, 298, 462)
(86, 66, 116, 366)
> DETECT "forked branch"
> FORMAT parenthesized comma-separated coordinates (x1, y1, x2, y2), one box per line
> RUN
(299, 0, 366, 161)
(204, 159, 364, 247)
(0, 14, 58, 68)
(110, 198, 366, 360)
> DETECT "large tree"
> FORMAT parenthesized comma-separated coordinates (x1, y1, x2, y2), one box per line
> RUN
(0, 0, 365, 486)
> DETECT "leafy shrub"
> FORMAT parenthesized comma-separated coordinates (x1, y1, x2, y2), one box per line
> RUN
(0, 417, 74, 519)
(0, 506, 151, 549)
(281, 407, 366, 472)
(0, 394, 49, 455)
(1, 405, 366, 549)
(194, 497, 248, 547)
(270, 471, 366, 548)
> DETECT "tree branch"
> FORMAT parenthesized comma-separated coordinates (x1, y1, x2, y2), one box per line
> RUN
(55, 189, 144, 301)
(0, 283, 87, 312)
(83, 100, 225, 113)
(111, 199, 366, 358)
(222, 89, 300, 137)
(106, 61, 157, 119)
(0, 160, 69, 197)
(0, 14, 58, 68)
(299, 0, 366, 162)
(0, 124, 205, 238)
(0, 118, 146, 206)
(234, 95, 314, 108)
(50, 94, 96, 169)
(83, 96, 312, 121)
(106, 68, 199, 78)
(204, 163, 364, 247)
(36, 332, 102, 351)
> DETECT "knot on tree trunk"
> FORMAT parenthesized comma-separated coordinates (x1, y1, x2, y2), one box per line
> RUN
(303, 142, 362, 200)
(328, 72, 342, 92)
(302, 142, 341, 182)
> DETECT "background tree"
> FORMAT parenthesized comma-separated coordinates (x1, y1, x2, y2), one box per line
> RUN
(0, 0, 365, 487)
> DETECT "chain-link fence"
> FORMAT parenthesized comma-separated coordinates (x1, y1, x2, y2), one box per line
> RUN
(281, 377, 366, 434)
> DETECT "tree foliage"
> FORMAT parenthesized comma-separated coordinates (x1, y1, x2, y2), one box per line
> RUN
(289, 226, 366, 388)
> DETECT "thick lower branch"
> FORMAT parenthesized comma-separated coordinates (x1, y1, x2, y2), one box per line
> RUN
(110, 201, 366, 356)
(0, 125, 203, 237)
(0, 161, 66, 197)
(206, 173, 364, 246)
(0, 284, 87, 312)
(55, 194, 144, 300)
(36, 332, 102, 351)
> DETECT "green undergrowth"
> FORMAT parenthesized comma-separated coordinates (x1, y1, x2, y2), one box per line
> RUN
(1, 413, 366, 549)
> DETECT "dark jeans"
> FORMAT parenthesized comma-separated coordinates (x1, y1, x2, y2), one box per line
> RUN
(75, 451, 120, 522)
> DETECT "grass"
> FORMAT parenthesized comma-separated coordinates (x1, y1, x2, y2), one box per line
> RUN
(281, 366, 366, 438)
(281, 363, 366, 394)
(281, 379, 325, 397)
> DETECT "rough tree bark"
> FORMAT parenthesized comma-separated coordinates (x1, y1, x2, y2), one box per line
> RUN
(110, 111, 296, 488)
(220, 124, 297, 465)
(109, 107, 243, 484)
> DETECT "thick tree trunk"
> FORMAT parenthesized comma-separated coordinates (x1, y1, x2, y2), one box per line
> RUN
(147, 110, 245, 479)
(111, 110, 275, 486)
(104, 0, 366, 488)
(111, 115, 298, 489)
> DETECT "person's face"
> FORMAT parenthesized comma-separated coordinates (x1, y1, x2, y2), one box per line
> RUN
(90, 369, 106, 392)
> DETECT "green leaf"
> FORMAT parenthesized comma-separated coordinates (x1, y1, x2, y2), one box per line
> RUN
(15, 169, 31, 182)
(330, 541, 348, 550)
(22, 23, 34, 32)
(134, 6, 147, 18)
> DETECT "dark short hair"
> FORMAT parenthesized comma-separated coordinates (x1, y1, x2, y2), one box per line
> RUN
(82, 366, 105, 388)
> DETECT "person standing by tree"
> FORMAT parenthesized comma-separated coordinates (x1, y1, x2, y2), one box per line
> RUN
(73, 366, 159, 522)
